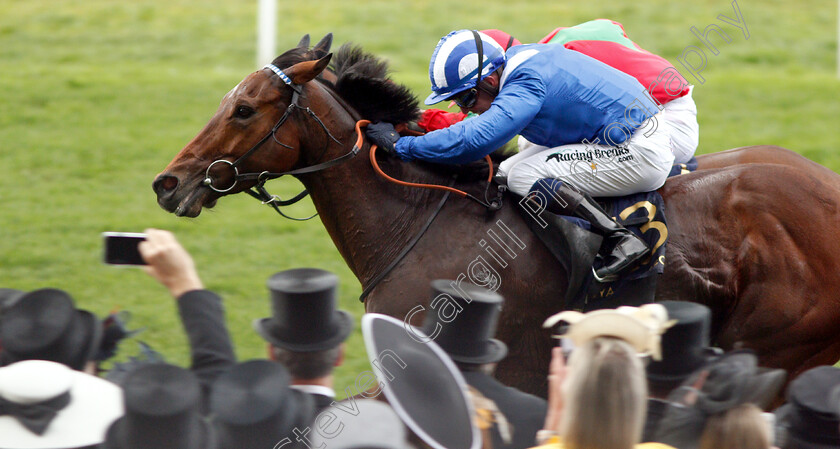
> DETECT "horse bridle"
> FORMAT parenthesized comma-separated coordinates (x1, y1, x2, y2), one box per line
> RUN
(201, 63, 357, 220)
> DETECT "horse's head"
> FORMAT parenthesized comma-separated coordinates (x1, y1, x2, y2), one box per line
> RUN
(153, 39, 420, 217)
(152, 36, 336, 217)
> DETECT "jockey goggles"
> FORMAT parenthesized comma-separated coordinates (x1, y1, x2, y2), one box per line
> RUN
(453, 87, 479, 109)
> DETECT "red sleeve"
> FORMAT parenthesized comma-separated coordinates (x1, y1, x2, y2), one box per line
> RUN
(538, 26, 566, 44)
(417, 109, 468, 132)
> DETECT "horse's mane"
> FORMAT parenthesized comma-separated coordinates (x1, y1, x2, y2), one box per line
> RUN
(277, 41, 501, 184)
(329, 44, 419, 124)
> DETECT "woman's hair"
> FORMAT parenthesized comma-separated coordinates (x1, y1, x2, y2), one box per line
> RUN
(560, 337, 647, 449)
(699, 403, 771, 449)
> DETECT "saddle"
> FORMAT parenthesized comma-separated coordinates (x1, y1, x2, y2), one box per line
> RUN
(507, 157, 698, 312)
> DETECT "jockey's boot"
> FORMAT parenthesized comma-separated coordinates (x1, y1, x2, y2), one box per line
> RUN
(529, 179, 650, 281)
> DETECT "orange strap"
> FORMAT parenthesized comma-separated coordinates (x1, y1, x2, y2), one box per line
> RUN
(354, 120, 494, 198)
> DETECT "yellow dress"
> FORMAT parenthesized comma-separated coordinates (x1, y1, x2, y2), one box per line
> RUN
(530, 436, 678, 449)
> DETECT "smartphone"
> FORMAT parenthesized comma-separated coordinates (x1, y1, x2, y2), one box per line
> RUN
(559, 337, 576, 361)
(102, 232, 147, 265)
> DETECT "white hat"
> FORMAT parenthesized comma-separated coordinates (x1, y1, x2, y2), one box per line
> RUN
(0, 360, 124, 449)
(543, 304, 676, 360)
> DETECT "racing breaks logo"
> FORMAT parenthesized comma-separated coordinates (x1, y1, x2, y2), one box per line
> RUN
(545, 143, 635, 177)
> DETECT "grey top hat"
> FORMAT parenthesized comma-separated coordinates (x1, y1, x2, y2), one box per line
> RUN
(253, 268, 353, 352)
(310, 399, 411, 449)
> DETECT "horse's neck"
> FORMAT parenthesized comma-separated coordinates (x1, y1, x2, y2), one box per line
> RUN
(300, 154, 445, 288)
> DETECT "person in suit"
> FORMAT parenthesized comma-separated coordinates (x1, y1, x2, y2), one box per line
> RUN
(253, 268, 353, 415)
(413, 280, 547, 449)
(138, 228, 237, 413)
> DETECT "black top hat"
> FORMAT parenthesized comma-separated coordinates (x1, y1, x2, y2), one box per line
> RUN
(0, 288, 25, 313)
(211, 359, 315, 449)
(103, 363, 216, 449)
(420, 280, 507, 365)
(253, 268, 353, 352)
(363, 313, 480, 449)
(775, 366, 840, 449)
(0, 288, 102, 371)
(646, 301, 719, 385)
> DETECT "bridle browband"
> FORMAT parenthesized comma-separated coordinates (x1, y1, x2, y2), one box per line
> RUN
(201, 63, 358, 220)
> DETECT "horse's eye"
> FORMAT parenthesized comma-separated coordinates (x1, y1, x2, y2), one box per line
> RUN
(234, 105, 255, 119)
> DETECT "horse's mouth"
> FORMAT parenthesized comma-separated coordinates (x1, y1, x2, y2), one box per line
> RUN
(171, 186, 218, 218)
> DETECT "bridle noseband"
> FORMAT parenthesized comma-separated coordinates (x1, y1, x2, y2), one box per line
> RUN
(201, 63, 356, 220)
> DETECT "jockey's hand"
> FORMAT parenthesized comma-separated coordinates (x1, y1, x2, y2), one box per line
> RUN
(365, 121, 400, 154)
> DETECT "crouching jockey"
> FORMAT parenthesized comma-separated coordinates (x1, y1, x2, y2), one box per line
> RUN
(365, 30, 675, 280)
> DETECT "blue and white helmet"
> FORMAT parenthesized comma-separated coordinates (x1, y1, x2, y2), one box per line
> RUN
(425, 30, 507, 105)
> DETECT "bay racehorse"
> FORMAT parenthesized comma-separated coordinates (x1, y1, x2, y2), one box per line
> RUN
(153, 40, 840, 397)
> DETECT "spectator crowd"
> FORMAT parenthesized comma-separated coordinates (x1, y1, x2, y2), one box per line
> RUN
(2, 229, 840, 449)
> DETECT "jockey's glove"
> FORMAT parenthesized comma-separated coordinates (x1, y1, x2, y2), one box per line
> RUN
(365, 121, 400, 154)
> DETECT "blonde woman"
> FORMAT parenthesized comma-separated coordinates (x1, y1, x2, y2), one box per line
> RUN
(533, 338, 676, 449)
(699, 404, 773, 449)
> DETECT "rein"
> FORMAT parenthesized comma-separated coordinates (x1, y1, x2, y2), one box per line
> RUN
(356, 120, 505, 211)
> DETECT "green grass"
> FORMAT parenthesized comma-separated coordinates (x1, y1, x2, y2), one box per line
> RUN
(1, 0, 838, 392)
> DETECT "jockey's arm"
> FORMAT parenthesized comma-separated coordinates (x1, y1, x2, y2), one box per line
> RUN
(394, 75, 545, 165)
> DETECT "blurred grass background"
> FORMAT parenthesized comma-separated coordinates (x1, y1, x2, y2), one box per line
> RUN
(1, 0, 838, 393)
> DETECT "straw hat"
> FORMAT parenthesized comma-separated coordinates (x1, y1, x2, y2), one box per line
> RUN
(543, 304, 675, 360)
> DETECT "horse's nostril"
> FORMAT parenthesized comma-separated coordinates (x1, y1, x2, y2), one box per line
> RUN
(153, 175, 179, 196)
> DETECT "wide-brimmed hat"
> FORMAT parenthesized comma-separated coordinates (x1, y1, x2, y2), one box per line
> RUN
(362, 313, 480, 449)
(0, 359, 124, 449)
(646, 301, 722, 384)
(655, 349, 787, 449)
(543, 304, 675, 360)
(687, 350, 786, 413)
(310, 399, 411, 449)
(0, 288, 103, 371)
(102, 363, 216, 449)
(420, 280, 507, 365)
(775, 365, 840, 449)
(253, 268, 353, 352)
(211, 359, 315, 449)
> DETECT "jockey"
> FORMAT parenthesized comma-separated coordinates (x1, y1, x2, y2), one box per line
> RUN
(498, 21, 698, 164)
(365, 30, 675, 280)
(418, 22, 698, 164)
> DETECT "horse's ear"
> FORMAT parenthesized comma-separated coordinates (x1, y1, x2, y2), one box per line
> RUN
(297, 34, 311, 49)
(312, 33, 333, 58)
(286, 54, 333, 85)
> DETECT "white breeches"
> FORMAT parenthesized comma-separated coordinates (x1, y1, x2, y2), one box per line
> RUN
(661, 86, 699, 164)
(498, 113, 675, 198)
